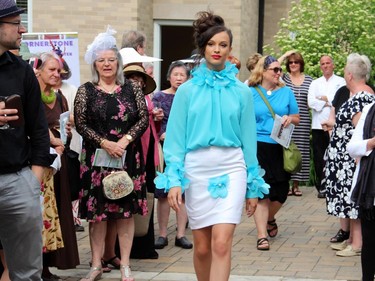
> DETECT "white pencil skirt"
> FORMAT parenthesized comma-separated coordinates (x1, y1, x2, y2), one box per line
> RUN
(184, 146, 247, 230)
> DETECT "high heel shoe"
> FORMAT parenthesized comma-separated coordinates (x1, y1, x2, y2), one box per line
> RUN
(80, 266, 102, 281)
(120, 264, 134, 281)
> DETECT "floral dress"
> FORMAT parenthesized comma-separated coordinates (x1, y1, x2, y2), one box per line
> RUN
(74, 81, 149, 222)
(41, 168, 63, 253)
(322, 91, 375, 219)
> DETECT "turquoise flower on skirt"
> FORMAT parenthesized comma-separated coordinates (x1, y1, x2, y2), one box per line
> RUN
(208, 174, 229, 199)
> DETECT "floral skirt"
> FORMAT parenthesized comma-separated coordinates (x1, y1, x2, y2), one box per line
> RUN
(184, 147, 246, 229)
(41, 168, 64, 253)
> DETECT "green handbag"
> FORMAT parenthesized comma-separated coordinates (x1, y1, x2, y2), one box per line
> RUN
(282, 140, 302, 173)
(255, 86, 302, 174)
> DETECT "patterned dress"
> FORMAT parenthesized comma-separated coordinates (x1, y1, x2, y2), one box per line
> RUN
(322, 91, 375, 219)
(152, 91, 175, 137)
(282, 73, 313, 181)
(75, 81, 149, 222)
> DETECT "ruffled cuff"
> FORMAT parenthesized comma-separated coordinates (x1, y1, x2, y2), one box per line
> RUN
(154, 162, 190, 193)
(246, 165, 270, 199)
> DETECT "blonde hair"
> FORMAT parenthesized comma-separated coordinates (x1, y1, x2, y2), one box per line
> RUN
(247, 56, 285, 87)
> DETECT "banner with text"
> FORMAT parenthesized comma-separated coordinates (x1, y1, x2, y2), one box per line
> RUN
(22, 32, 80, 87)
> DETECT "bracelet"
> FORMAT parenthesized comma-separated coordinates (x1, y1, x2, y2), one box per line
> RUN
(100, 139, 106, 146)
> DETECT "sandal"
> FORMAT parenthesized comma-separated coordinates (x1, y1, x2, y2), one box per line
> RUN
(291, 186, 302, 196)
(267, 219, 278, 238)
(120, 264, 135, 281)
(257, 237, 270, 251)
(80, 266, 102, 281)
(330, 228, 350, 243)
(103, 256, 121, 269)
(89, 260, 111, 273)
(288, 189, 293, 196)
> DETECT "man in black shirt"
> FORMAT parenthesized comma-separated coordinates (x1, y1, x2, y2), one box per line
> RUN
(0, 1, 54, 280)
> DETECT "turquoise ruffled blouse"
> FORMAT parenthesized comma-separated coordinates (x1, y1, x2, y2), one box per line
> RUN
(154, 62, 269, 199)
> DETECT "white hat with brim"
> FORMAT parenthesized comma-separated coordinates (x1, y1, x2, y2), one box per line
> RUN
(123, 63, 157, 95)
(120, 47, 162, 66)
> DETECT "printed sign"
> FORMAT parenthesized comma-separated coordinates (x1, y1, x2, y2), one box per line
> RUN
(22, 32, 80, 87)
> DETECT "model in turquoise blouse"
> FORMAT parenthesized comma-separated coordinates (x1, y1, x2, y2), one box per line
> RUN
(155, 61, 269, 199)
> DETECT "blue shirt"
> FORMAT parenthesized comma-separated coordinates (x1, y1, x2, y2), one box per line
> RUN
(250, 85, 299, 144)
(155, 62, 269, 199)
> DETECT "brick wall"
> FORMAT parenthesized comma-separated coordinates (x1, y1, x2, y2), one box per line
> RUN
(30, 0, 293, 84)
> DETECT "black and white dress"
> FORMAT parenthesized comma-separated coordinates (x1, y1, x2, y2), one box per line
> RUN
(322, 91, 375, 219)
(282, 73, 313, 182)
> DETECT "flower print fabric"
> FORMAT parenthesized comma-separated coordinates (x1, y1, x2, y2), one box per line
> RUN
(322, 91, 375, 219)
(74, 80, 149, 222)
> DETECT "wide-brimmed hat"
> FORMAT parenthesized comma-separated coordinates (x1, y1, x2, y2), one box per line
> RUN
(123, 63, 156, 95)
(120, 47, 162, 66)
(0, 0, 26, 18)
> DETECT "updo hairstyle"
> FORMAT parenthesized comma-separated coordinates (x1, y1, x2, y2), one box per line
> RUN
(192, 11, 233, 59)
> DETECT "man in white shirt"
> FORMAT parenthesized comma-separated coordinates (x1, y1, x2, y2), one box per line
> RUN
(308, 55, 345, 198)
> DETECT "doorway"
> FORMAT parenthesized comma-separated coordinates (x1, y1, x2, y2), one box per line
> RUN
(153, 20, 195, 90)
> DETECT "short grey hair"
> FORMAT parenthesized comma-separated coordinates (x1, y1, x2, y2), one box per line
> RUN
(121, 30, 146, 49)
(39, 51, 62, 70)
(346, 53, 372, 82)
(167, 61, 190, 80)
(90, 47, 124, 85)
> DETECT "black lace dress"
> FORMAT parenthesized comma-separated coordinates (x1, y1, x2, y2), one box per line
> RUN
(74, 81, 149, 222)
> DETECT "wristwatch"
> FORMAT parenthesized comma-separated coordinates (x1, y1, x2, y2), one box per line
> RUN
(125, 134, 133, 142)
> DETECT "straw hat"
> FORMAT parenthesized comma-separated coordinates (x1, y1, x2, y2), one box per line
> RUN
(119, 47, 162, 66)
(123, 63, 156, 95)
(0, 0, 25, 18)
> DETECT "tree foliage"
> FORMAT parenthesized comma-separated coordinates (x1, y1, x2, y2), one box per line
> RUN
(265, 0, 375, 83)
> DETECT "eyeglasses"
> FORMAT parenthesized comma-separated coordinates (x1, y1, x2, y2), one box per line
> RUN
(288, 61, 300, 65)
(267, 67, 282, 74)
(96, 58, 118, 64)
(0, 21, 24, 32)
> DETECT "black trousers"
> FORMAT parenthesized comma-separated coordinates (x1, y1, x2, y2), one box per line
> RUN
(312, 129, 330, 192)
(361, 210, 375, 281)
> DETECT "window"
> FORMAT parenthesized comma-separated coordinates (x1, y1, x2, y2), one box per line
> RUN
(16, 0, 28, 30)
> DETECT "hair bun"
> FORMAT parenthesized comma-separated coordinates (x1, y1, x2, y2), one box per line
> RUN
(193, 11, 225, 36)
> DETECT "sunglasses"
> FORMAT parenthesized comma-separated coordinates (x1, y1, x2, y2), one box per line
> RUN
(267, 67, 282, 74)
(288, 61, 300, 65)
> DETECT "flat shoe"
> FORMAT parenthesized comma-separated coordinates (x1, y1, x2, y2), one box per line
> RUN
(330, 240, 348, 251)
(336, 245, 361, 257)
(175, 236, 193, 249)
(257, 237, 270, 251)
(155, 236, 168, 249)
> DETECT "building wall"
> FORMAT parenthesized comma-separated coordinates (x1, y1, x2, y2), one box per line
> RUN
(32, 0, 154, 83)
(263, 0, 295, 54)
(31, 0, 292, 84)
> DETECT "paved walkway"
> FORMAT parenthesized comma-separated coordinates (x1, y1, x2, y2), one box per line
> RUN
(52, 186, 361, 281)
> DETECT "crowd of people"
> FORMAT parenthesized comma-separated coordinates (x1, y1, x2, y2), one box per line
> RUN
(0, 1, 374, 281)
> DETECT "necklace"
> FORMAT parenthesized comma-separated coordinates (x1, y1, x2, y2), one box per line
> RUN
(99, 82, 117, 94)
(41, 89, 56, 104)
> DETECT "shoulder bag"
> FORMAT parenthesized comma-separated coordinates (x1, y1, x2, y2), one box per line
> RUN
(254, 86, 302, 174)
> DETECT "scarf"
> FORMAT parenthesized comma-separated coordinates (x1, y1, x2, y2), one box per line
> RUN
(351, 103, 375, 219)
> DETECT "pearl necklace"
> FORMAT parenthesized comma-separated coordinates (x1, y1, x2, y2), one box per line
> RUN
(99, 82, 117, 94)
